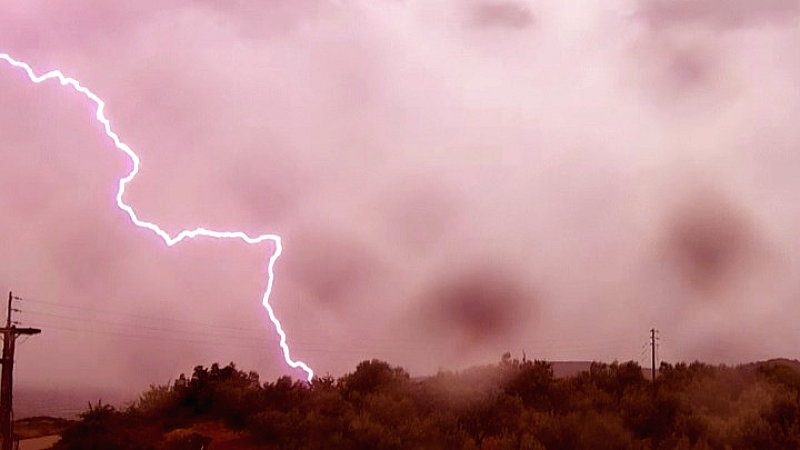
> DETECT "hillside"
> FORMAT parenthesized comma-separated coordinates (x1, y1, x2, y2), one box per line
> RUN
(46, 357, 800, 450)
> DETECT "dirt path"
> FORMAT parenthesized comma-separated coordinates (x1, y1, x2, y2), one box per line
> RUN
(19, 435, 60, 450)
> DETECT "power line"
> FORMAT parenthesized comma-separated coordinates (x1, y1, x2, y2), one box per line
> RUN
(20, 310, 438, 351)
(19, 298, 649, 359)
(20, 310, 274, 342)
(22, 313, 643, 357)
(21, 323, 439, 355)
(25, 323, 274, 348)
(22, 298, 269, 333)
(21, 300, 640, 352)
(637, 340, 649, 366)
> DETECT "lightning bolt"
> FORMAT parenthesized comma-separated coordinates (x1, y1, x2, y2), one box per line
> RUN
(0, 53, 314, 382)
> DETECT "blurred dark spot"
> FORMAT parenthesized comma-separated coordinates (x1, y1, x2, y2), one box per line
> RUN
(471, 2, 535, 29)
(425, 265, 536, 341)
(630, 40, 718, 105)
(197, 0, 323, 38)
(637, 0, 799, 30)
(377, 180, 460, 251)
(667, 50, 708, 91)
(49, 223, 123, 294)
(226, 158, 303, 224)
(283, 229, 379, 310)
(663, 194, 760, 293)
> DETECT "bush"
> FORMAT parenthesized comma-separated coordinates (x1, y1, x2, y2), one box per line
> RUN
(51, 357, 800, 449)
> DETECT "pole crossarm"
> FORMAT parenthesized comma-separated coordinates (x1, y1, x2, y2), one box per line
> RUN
(0, 328, 40, 336)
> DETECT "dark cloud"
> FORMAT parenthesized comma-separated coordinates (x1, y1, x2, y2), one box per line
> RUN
(638, 0, 800, 30)
(470, 2, 535, 29)
(422, 263, 537, 347)
(194, 0, 331, 39)
(625, 23, 724, 107)
(658, 47, 712, 93)
(661, 191, 763, 295)
(0, 0, 798, 391)
(282, 226, 382, 311)
(370, 177, 463, 252)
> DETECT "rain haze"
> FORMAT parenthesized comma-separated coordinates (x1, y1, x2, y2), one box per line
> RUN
(0, 0, 798, 395)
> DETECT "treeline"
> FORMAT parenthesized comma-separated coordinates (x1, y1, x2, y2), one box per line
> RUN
(53, 355, 800, 449)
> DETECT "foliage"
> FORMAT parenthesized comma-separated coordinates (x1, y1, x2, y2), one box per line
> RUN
(52, 401, 160, 450)
(52, 357, 800, 450)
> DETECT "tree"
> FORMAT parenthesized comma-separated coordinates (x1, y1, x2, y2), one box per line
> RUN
(504, 359, 554, 411)
(339, 359, 409, 398)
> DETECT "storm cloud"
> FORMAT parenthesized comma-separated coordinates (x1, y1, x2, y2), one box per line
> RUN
(0, 0, 798, 391)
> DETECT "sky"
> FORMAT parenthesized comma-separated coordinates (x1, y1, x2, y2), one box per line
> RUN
(0, 0, 798, 392)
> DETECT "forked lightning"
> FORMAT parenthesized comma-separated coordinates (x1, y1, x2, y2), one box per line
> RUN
(0, 53, 314, 382)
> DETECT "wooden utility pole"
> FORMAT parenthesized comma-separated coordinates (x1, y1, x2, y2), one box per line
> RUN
(650, 328, 657, 383)
(0, 292, 40, 450)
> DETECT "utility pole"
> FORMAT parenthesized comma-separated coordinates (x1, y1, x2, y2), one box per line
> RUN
(0, 292, 40, 450)
(650, 328, 657, 383)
